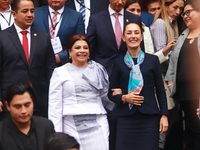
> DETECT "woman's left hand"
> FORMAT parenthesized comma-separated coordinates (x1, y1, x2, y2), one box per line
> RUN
(159, 115, 168, 135)
(112, 88, 122, 96)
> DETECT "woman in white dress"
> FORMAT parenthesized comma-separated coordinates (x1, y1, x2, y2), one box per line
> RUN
(48, 34, 114, 150)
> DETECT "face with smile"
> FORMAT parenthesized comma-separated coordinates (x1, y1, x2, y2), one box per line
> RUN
(110, 0, 127, 12)
(5, 92, 34, 127)
(122, 23, 143, 50)
(48, 0, 66, 11)
(12, 0, 34, 30)
(126, 2, 141, 16)
(166, 0, 184, 21)
(69, 40, 90, 68)
(148, 1, 161, 15)
(0, 0, 11, 12)
(182, 4, 200, 30)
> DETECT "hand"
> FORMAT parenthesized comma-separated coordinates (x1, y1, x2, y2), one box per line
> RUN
(55, 54, 61, 63)
(167, 81, 174, 92)
(0, 101, 3, 113)
(160, 115, 168, 134)
(162, 40, 177, 56)
(112, 88, 122, 96)
(197, 108, 200, 119)
(125, 92, 144, 106)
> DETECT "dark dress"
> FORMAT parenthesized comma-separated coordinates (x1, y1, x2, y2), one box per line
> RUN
(108, 53, 168, 150)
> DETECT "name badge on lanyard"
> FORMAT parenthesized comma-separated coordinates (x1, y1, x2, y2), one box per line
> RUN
(51, 37, 63, 54)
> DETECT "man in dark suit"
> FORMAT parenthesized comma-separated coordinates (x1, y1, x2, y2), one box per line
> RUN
(32, 0, 85, 66)
(65, 0, 109, 32)
(0, 0, 56, 120)
(86, 1, 140, 149)
(0, 82, 55, 150)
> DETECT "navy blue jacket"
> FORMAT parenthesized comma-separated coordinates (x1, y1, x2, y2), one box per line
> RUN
(108, 53, 168, 116)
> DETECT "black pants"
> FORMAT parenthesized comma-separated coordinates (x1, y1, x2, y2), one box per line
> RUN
(179, 100, 200, 150)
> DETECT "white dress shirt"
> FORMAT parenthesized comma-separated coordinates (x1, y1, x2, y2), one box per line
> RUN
(108, 5, 124, 34)
(0, 6, 14, 30)
(74, 0, 90, 33)
(14, 23, 31, 57)
(48, 6, 64, 38)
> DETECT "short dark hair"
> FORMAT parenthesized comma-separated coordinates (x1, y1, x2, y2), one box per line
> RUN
(44, 132, 80, 150)
(11, 0, 33, 12)
(185, 0, 200, 11)
(4, 82, 35, 105)
(124, 0, 141, 10)
(66, 33, 90, 63)
(145, 0, 160, 12)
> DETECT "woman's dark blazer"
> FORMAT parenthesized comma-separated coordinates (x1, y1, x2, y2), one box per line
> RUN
(108, 53, 168, 117)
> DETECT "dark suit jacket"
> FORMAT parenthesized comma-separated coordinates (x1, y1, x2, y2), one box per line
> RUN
(141, 11, 154, 27)
(108, 53, 168, 116)
(0, 25, 56, 117)
(32, 5, 85, 65)
(0, 116, 55, 150)
(86, 9, 141, 76)
(65, 0, 110, 15)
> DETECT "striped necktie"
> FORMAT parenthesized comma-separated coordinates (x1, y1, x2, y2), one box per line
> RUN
(79, 0, 85, 23)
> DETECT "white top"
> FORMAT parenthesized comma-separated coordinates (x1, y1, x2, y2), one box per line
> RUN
(0, 6, 14, 30)
(74, 0, 90, 33)
(108, 5, 124, 33)
(14, 23, 31, 57)
(48, 6, 64, 38)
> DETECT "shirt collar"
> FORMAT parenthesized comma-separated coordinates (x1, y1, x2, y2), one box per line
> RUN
(168, 16, 173, 24)
(0, 5, 12, 14)
(14, 23, 31, 34)
(48, 6, 64, 14)
(108, 5, 124, 16)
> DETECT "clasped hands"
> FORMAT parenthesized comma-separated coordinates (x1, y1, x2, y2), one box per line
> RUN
(112, 88, 168, 134)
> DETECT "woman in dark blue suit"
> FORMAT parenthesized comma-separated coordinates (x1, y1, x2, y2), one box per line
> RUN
(108, 21, 168, 150)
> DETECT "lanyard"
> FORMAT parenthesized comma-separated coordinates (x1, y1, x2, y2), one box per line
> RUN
(48, 11, 64, 31)
(0, 12, 12, 26)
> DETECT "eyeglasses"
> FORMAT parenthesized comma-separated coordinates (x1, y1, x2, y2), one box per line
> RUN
(181, 9, 195, 18)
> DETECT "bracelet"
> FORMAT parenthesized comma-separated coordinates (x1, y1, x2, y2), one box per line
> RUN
(123, 95, 126, 104)
(168, 83, 173, 87)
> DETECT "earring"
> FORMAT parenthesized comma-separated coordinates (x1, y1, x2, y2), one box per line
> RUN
(69, 55, 71, 59)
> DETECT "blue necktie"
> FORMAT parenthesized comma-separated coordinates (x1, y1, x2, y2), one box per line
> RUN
(79, 0, 85, 23)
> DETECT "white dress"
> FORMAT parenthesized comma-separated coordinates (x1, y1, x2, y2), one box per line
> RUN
(48, 61, 114, 150)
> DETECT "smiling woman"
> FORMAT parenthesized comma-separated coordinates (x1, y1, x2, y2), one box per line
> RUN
(48, 34, 115, 150)
(108, 22, 168, 150)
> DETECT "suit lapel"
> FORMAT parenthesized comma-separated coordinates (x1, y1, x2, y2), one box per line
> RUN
(57, 7, 69, 36)
(42, 6, 50, 33)
(29, 27, 38, 66)
(103, 10, 118, 50)
(7, 116, 26, 150)
(8, 25, 28, 67)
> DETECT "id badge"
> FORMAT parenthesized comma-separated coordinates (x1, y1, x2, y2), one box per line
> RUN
(51, 37, 63, 54)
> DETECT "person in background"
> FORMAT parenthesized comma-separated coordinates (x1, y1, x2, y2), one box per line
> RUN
(32, 0, 85, 66)
(44, 132, 80, 150)
(0, 82, 55, 150)
(146, 0, 161, 15)
(108, 21, 168, 150)
(150, 1, 184, 149)
(65, 0, 110, 33)
(48, 34, 115, 150)
(165, 0, 200, 149)
(0, 0, 14, 31)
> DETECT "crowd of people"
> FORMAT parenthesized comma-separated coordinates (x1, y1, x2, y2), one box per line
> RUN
(0, 0, 200, 150)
